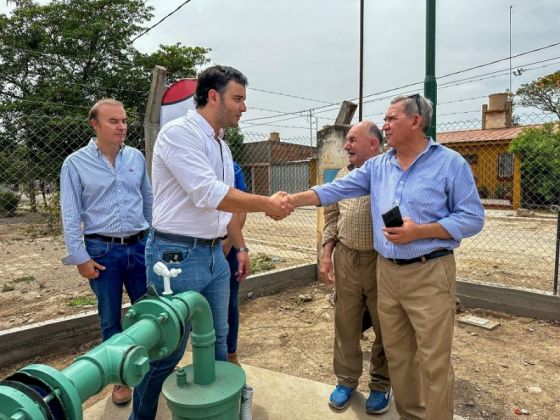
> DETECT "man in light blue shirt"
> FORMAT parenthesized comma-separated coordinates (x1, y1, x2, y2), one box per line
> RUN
(60, 98, 153, 405)
(286, 94, 484, 420)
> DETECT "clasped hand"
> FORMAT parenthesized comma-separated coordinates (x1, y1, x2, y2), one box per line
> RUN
(266, 191, 294, 221)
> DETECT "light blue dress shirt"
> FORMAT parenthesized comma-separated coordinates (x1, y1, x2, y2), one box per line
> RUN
(313, 138, 484, 260)
(60, 139, 153, 265)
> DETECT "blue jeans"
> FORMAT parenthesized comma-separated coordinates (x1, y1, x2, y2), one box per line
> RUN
(226, 248, 240, 354)
(86, 238, 147, 342)
(130, 230, 230, 420)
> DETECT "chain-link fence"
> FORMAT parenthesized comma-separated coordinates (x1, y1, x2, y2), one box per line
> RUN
(0, 112, 558, 293)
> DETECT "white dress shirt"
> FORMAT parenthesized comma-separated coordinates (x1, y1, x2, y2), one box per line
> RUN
(152, 110, 234, 238)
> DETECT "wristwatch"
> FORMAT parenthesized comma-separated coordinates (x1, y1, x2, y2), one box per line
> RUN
(238, 247, 250, 253)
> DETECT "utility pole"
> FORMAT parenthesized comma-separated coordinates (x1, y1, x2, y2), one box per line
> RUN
(509, 5, 513, 95)
(309, 109, 313, 146)
(359, 0, 364, 122)
(424, 0, 437, 140)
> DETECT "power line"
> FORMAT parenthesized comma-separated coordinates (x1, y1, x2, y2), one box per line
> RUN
(132, 0, 194, 42)
(248, 87, 334, 105)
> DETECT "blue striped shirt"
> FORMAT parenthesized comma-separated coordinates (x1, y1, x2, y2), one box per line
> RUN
(313, 138, 484, 259)
(60, 139, 153, 265)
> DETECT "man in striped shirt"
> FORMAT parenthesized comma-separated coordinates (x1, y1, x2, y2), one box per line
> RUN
(286, 94, 484, 420)
(60, 98, 153, 405)
(321, 121, 391, 414)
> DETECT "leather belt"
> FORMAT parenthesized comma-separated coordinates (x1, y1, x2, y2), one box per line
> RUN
(389, 249, 453, 266)
(154, 230, 225, 247)
(84, 230, 147, 245)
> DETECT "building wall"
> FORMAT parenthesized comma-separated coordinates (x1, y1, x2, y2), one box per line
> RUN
(444, 141, 521, 208)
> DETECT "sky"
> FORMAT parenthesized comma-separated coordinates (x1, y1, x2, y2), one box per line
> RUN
(2, 0, 560, 142)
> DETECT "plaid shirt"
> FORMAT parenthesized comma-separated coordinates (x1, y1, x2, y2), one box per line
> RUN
(322, 166, 374, 251)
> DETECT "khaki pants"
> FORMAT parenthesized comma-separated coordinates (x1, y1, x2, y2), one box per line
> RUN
(333, 242, 390, 392)
(377, 254, 456, 420)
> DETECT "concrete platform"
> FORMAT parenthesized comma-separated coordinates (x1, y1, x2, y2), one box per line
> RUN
(84, 353, 398, 420)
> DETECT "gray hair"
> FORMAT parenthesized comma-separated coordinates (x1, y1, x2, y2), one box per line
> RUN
(364, 121, 383, 153)
(390, 94, 433, 133)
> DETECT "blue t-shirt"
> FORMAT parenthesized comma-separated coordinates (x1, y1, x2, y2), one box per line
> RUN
(233, 161, 247, 192)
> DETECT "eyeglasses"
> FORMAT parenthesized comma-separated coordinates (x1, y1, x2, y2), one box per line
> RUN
(408, 94, 422, 117)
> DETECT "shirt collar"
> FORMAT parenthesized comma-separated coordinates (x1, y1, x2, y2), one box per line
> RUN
(190, 109, 224, 141)
(89, 138, 125, 156)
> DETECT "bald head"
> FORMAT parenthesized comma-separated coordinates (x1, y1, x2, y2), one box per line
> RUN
(344, 121, 383, 167)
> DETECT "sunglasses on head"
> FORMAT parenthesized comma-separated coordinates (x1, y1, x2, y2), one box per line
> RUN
(408, 94, 422, 117)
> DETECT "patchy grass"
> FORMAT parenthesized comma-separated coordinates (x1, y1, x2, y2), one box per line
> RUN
(12, 276, 35, 284)
(1, 284, 15, 293)
(67, 296, 96, 307)
(250, 253, 276, 273)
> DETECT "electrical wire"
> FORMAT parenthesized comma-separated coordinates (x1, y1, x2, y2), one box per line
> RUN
(131, 0, 194, 42)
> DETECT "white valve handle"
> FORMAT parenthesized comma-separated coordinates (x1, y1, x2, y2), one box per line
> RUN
(153, 262, 182, 296)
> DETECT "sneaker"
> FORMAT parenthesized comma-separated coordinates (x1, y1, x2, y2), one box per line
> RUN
(111, 384, 132, 405)
(329, 385, 354, 410)
(365, 389, 392, 414)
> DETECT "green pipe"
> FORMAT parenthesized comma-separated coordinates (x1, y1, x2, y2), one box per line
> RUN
(172, 291, 216, 385)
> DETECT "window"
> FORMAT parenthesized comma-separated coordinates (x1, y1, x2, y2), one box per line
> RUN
(498, 153, 514, 178)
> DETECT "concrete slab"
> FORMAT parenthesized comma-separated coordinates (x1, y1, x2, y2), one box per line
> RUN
(84, 353, 398, 420)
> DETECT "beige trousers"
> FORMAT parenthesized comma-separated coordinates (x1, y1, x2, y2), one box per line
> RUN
(333, 242, 390, 392)
(377, 254, 456, 420)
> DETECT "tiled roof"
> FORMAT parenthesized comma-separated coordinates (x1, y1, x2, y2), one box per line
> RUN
(438, 125, 541, 144)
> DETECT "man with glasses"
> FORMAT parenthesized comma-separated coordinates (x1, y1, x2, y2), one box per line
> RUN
(283, 94, 484, 419)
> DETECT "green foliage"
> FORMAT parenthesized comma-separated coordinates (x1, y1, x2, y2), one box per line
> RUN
(515, 71, 560, 120)
(225, 127, 245, 163)
(494, 184, 512, 200)
(0, 191, 21, 216)
(13, 275, 35, 283)
(250, 253, 276, 273)
(0, 0, 210, 212)
(509, 123, 560, 207)
(1, 284, 15, 293)
(67, 296, 96, 307)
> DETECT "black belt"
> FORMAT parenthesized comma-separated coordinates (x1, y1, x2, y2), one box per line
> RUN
(389, 249, 453, 266)
(84, 230, 147, 245)
(154, 230, 225, 247)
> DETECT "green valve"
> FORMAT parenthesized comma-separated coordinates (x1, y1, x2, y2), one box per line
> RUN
(163, 361, 245, 420)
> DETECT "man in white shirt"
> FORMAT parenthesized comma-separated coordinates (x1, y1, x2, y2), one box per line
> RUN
(130, 65, 292, 420)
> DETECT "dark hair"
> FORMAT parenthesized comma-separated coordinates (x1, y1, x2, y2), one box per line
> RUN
(194, 65, 248, 108)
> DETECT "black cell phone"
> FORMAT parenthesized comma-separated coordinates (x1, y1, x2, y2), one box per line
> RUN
(162, 251, 185, 263)
(382, 206, 404, 228)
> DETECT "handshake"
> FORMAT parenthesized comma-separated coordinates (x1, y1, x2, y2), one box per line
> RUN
(265, 191, 296, 221)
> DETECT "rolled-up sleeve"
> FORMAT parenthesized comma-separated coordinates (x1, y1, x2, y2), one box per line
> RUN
(60, 161, 90, 265)
(158, 125, 230, 209)
(312, 162, 371, 206)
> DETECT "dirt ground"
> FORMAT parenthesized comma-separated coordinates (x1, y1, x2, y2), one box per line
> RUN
(0, 282, 559, 419)
(0, 210, 559, 418)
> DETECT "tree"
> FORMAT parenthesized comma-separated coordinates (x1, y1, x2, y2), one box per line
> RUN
(0, 0, 210, 210)
(515, 71, 560, 120)
(509, 123, 560, 208)
(224, 127, 245, 163)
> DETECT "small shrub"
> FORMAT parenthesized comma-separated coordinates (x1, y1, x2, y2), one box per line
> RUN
(67, 296, 97, 307)
(0, 191, 20, 216)
(250, 253, 276, 273)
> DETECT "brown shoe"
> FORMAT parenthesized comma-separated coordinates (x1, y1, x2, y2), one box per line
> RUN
(228, 352, 241, 367)
(112, 384, 132, 405)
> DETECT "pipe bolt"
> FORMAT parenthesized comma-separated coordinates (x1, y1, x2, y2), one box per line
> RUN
(158, 347, 169, 358)
(176, 367, 187, 386)
(10, 412, 26, 420)
(157, 312, 169, 324)
(125, 309, 138, 320)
